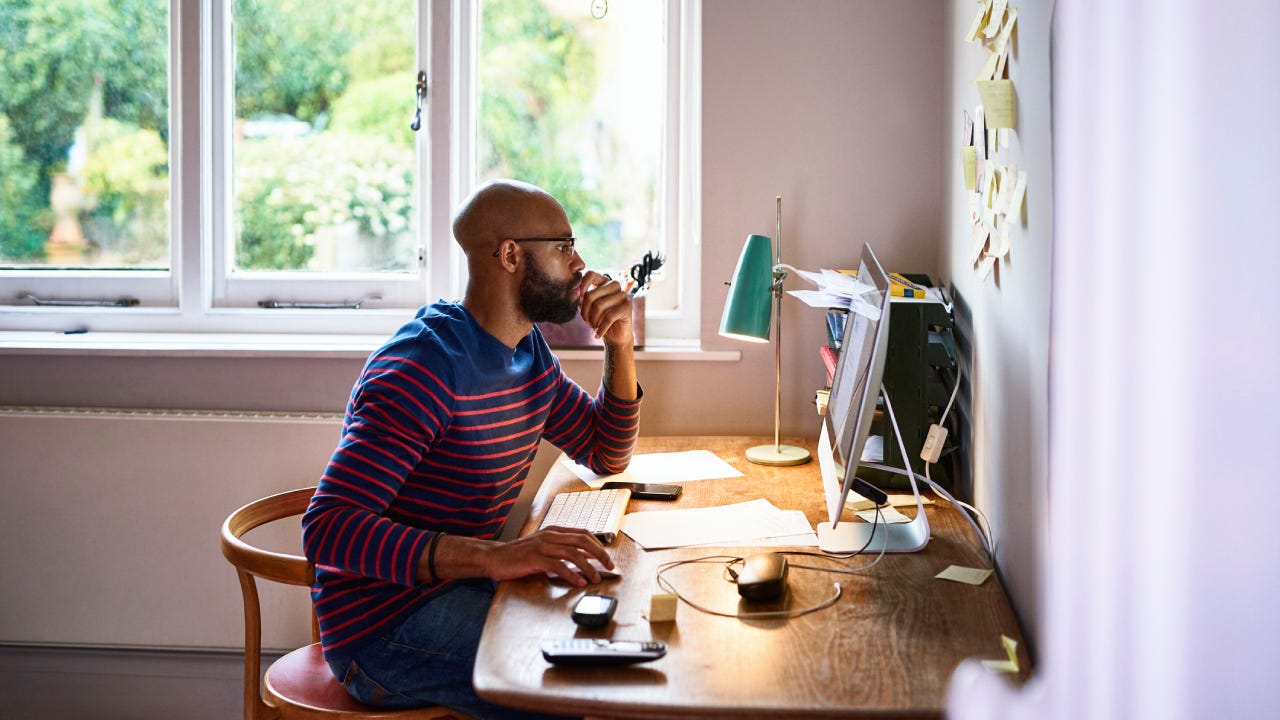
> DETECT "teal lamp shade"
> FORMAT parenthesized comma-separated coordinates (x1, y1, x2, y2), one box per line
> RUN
(718, 234, 773, 342)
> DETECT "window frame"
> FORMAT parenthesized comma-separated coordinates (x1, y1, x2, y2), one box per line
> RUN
(0, 0, 701, 343)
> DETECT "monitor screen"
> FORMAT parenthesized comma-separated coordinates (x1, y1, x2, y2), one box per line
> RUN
(816, 244, 930, 553)
(821, 244, 892, 528)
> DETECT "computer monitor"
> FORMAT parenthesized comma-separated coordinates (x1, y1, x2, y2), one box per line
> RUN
(815, 244, 930, 553)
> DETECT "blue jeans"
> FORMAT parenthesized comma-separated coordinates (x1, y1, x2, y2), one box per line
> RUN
(327, 580, 574, 720)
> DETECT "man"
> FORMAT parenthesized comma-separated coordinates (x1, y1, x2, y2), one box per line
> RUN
(302, 179, 641, 719)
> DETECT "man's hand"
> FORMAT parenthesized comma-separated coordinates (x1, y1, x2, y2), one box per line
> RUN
(578, 270, 634, 348)
(428, 528, 615, 587)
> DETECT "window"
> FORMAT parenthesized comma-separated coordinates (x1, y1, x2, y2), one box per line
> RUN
(0, 0, 700, 341)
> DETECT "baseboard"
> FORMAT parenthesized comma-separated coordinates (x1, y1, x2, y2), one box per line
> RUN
(0, 644, 281, 720)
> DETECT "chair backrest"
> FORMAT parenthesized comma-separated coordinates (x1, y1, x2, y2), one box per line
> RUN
(220, 486, 319, 720)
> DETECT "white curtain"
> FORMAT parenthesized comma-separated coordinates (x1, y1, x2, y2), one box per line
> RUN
(949, 1, 1280, 718)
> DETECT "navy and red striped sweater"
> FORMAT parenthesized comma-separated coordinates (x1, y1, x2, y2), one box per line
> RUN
(301, 301, 640, 660)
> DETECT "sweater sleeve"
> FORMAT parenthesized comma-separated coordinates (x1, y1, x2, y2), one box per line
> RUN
(541, 367, 642, 476)
(301, 352, 454, 587)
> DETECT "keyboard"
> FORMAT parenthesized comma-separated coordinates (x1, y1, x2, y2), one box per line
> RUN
(538, 487, 632, 544)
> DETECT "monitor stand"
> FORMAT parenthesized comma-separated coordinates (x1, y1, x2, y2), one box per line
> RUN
(816, 512, 930, 553)
(816, 383, 931, 554)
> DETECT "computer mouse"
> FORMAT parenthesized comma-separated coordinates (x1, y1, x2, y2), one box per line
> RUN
(736, 552, 788, 601)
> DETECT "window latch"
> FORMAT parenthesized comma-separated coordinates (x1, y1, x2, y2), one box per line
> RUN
(257, 294, 382, 310)
(410, 70, 427, 131)
(19, 293, 140, 307)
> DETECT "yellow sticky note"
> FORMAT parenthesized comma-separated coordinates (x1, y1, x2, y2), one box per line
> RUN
(974, 52, 999, 83)
(966, 0, 991, 43)
(935, 565, 993, 585)
(983, 0, 1007, 39)
(962, 146, 977, 190)
(981, 634, 1020, 673)
(1008, 170, 1028, 221)
(968, 223, 990, 265)
(976, 79, 1016, 129)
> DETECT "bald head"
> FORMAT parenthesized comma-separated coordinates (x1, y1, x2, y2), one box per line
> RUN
(452, 179, 570, 258)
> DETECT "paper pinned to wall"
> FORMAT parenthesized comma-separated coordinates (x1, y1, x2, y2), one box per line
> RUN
(963, 146, 978, 190)
(978, 254, 997, 279)
(969, 224, 990, 265)
(983, 0, 1007, 38)
(1008, 170, 1028, 220)
(976, 80, 1017, 128)
(965, 0, 992, 43)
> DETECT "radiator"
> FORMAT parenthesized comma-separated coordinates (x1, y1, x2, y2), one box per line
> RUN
(0, 406, 344, 652)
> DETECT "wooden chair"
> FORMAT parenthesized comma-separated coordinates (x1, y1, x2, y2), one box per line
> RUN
(221, 486, 469, 720)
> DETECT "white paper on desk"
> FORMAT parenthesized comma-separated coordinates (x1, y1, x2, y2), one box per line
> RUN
(561, 449, 743, 490)
(621, 498, 815, 550)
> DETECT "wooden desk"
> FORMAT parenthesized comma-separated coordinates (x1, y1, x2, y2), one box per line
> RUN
(474, 436, 1027, 719)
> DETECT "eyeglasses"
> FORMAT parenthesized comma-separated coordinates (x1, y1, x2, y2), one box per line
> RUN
(493, 237, 577, 258)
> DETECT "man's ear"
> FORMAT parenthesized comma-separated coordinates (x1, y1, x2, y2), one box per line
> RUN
(494, 241, 520, 272)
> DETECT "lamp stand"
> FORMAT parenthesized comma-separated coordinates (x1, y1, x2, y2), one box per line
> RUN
(746, 197, 811, 467)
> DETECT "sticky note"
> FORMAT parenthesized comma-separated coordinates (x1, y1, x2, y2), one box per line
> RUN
(992, 7, 1018, 57)
(855, 505, 912, 524)
(978, 254, 997, 279)
(994, 220, 1011, 258)
(976, 80, 1017, 129)
(1008, 170, 1028, 220)
(974, 52, 999, 83)
(983, 0, 1007, 39)
(645, 593, 678, 623)
(966, 0, 991, 43)
(969, 224, 990, 265)
(981, 634, 1020, 673)
(935, 565, 994, 585)
(962, 146, 977, 190)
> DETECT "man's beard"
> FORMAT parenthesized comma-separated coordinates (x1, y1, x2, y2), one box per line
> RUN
(519, 253, 581, 324)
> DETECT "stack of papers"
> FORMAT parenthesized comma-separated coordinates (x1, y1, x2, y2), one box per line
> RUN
(786, 267, 947, 311)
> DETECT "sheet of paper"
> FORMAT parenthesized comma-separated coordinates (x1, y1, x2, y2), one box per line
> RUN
(976, 80, 1016, 128)
(936, 565, 994, 585)
(562, 449, 743, 489)
(621, 498, 815, 550)
(981, 635, 1020, 673)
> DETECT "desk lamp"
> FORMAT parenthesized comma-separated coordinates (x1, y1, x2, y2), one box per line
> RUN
(718, 197, 811, 466)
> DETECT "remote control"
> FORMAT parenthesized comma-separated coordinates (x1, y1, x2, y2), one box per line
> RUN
(540, 638, 666, 666)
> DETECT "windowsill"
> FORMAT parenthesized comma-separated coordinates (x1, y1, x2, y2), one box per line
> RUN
(0, 330, 742, 362)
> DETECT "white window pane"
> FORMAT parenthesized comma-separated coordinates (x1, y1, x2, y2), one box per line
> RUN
(476, 0, 666, 277)
(0, 0, 171, 271)
(231, 0, 418, 275)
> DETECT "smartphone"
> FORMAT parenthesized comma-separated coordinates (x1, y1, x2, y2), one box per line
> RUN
(571, 594, 618, 628)
(600, 481, 682, 501)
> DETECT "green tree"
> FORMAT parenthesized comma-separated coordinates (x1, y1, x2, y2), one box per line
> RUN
(233, 0, 352, 123)
(478, 0, 613, 259)
(0, 115, 42, 261)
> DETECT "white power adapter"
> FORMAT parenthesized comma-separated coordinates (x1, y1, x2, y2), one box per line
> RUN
(920, 423, 948, 463)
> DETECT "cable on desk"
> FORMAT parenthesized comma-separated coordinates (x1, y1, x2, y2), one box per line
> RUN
(653, 508, 887, 620)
